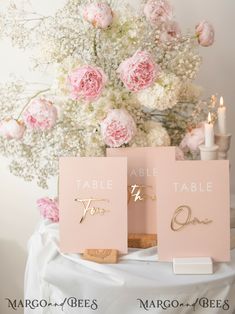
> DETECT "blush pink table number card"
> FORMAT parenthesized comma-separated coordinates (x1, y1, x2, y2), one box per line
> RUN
(157, 160, 230, 263)
(59, 157, 128, 254)
(107, 147, 176, 235)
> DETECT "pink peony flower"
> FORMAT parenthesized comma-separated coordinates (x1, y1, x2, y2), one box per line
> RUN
(160, 20, 181, 42)
(195, 21, 215, 47)
(175, 147, 185, 160)
(37, 197, 59, 223)
(101, 109, 137, 147)
(23, 99, 58, 131)
(117, 50, 160, 92)
(0, 118, 25, 140)
(144, 0, 173, 27)
(83, 2, 113, 29)
(180, 124, 205, 153)
(68, 65, 107, 101)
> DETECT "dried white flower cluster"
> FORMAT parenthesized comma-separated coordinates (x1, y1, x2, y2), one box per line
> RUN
(0, 0, 213, 188)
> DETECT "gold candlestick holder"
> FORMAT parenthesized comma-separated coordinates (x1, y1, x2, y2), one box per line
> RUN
(199, 144, 218, 161)
(215, 133, 232, 160)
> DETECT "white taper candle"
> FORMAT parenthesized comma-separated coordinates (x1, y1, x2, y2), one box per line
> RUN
(218, 96, 227, 135)
(205, 112, 214, 147)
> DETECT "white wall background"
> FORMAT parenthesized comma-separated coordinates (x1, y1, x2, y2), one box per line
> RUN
(0, 1, 235, 313)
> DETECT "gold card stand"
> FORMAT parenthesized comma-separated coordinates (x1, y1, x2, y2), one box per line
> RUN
(128, 233, 157, 249)
(83, 249, 119, 264)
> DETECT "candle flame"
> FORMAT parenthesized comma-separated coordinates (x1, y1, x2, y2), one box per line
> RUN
(208, 112, 212, 124)
(220, 96, 224, 107)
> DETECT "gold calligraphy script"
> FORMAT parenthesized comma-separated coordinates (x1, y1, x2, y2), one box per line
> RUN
(128, 184, 157, 203)
(170, 205, 213, 232)
(74, 198, 110, 223)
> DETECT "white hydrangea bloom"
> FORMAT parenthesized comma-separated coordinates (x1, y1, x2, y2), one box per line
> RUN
(137, 73, 181, 111)
(131, 120, 170, 147)
(130, 129, 148, 147)
(145, 120, 171, 146)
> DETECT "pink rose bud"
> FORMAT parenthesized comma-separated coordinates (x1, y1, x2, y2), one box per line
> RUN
(159, 20, 181, 42)
(0, 118, 25, 140)
(180, 124, 205, 153)
(68, 65, 107, 101)
(117, 50, 160, 92)
(37, 197, 59, 223)
(83, 2, 113, 29)
(101, 109, 137, 148)
(195, 21, 215, 47)
(23, 99, 58, 131)
(144, 0, 173, 27)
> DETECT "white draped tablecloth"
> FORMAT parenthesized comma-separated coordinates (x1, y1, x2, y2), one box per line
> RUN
(24, 220, 235, 314)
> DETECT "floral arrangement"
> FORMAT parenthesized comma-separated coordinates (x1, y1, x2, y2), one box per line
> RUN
(0, 0, 217, 196)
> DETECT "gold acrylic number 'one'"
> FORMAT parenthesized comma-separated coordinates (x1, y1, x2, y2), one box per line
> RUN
(171, 205, 213, 232)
